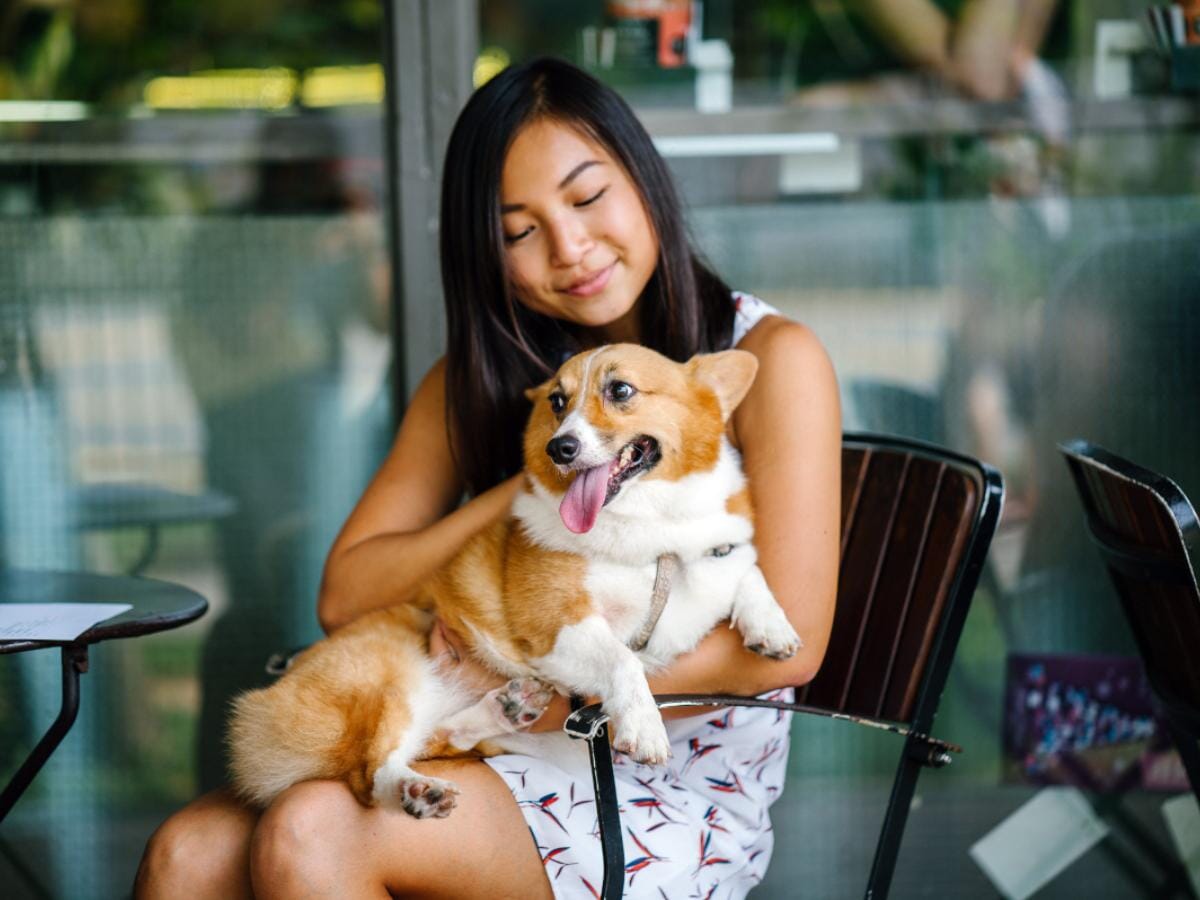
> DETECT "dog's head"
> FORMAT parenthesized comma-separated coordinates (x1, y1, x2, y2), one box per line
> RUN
(523, 343, 758, 533)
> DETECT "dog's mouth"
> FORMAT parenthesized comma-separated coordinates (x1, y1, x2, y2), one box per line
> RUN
(559, 436, 661, 534)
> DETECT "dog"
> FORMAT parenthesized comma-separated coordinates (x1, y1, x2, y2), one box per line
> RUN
(227, 343, 801, 818)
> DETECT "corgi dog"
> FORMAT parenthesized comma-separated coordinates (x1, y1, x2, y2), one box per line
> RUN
(227, 343, 800, 818)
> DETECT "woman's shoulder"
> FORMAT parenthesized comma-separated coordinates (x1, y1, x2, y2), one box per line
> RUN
(729, 298, 836, 397)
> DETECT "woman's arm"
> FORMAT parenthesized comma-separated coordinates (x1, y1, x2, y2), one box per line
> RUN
(857, 0, 1036, 101)
(317, 357, 522, 633)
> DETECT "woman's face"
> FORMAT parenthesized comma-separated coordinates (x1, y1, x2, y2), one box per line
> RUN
(499, 118, 659, 343)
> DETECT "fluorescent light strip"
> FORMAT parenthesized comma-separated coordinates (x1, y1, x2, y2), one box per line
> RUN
(0, 101, 89, 122)
(653, 132, 839, 158)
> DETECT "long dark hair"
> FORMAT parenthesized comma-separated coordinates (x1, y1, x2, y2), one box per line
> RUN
(440, 57, 734, 495)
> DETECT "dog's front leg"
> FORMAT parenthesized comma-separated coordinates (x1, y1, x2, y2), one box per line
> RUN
(730, 565, 802, 659)
(532, 616, 671, 765)
(435, 678, 558, 752)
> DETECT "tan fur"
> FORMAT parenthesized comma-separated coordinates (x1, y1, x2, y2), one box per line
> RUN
(726, 486, 754, 523)
(228, 605, 429, 807)
(228, 343, 761, 811)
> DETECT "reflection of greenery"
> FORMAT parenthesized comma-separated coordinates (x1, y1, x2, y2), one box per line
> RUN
(0, 0, 383, 107)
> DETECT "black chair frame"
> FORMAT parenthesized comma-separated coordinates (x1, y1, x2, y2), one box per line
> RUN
(565, 433, 1004, 900)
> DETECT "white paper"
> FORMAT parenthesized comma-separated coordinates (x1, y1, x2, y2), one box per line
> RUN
(970, 787, 1110, 900)
(1162, 793, 1200, 896)
(0, 603, 132, 641)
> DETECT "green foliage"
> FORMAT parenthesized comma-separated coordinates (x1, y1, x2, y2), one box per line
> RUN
(1, 0, 385, 107)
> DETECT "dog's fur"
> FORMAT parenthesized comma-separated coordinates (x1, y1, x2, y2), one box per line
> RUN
(227, 343, 800, 817)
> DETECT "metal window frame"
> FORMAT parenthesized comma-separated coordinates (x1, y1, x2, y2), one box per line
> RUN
(382, 0, 478, 412)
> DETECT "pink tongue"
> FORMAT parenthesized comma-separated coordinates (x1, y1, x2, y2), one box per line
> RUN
(560, 463, 614, 534)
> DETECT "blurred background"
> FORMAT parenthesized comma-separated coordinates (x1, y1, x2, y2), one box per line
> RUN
(1, 1, 1198, 897)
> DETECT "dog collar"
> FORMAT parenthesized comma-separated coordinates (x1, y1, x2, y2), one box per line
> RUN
(627, 544, 740, 652)
(628, 553, 681, 652)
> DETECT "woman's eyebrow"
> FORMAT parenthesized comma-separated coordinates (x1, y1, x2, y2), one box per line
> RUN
(500, 160, 601, 214)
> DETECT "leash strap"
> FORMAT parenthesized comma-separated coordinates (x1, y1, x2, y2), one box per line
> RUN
(628, 552, 681, 652)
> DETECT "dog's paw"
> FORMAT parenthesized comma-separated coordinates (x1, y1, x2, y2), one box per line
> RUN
(610, 706, 672, 766)
(491, 678, 556, 730)
(396, 774, 460, 819)
(742, 614, 802, 660)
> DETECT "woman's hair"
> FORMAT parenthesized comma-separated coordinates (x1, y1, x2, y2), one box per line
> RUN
(440, 56, 734, 495)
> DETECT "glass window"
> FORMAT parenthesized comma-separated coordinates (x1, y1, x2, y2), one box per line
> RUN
(1, 6, 390, 896)
(483, 2, 1200, 897)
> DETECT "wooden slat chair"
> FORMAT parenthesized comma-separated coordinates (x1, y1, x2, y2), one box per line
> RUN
(565, 433, 1005, 899)
(1059, 439, 1200, 803)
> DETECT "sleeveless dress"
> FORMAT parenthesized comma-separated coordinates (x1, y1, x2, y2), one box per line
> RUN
(484, 291, 792, 899)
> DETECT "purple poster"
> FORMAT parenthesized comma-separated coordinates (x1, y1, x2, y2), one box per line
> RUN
(1003, 653, 1189, 792)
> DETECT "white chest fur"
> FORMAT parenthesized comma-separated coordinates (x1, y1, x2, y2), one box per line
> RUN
(513, 438, 757, 669)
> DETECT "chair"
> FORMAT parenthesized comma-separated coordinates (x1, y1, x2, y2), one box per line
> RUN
(1059, 439, 1200, 804)
(565, 432, 1005, 899)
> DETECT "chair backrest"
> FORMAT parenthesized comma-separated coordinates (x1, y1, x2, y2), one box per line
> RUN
(1059, 439, 1200, 717)
(797, 433, 1004, 732)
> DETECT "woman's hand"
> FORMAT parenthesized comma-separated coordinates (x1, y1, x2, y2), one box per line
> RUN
(429, 617, 507, 694)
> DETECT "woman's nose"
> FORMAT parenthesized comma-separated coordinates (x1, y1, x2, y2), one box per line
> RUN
(547, 216, 592, 267)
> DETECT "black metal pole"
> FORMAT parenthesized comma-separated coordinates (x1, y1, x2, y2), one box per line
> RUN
(0, 644, 88, 823)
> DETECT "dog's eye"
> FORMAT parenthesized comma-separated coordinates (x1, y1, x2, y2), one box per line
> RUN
(549, 392, 567, 414)
(608, 381, 636, 402)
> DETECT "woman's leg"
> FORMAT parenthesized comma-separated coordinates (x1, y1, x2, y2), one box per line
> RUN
(251, 758, 554, 900)
(134, 787, 258, 899)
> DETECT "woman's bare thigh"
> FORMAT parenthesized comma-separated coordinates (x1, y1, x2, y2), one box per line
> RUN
(250, 758, 554, 900)
(381, 758, 554, 899)
(135, 786, 258, 899)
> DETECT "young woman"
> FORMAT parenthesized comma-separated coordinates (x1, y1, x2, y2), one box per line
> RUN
(136, 57, 840, 899)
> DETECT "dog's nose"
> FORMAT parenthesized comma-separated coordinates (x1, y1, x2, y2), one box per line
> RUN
(546, 434, 581, 465)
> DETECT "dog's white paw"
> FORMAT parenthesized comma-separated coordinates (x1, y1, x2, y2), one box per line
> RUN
(394, 774, 460, 819)
(610, 706, 671, 766)
(491, 678, 556, 730)
(742, 613, 802, 661)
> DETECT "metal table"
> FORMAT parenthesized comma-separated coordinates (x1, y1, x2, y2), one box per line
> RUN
(0, 568, 208, 822)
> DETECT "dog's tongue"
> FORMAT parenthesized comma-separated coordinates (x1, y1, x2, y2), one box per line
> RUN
(560, 463, 613, 534)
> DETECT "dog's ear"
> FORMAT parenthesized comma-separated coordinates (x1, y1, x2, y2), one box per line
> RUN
(687, 350, 759, 421)
(524, 377, 554, 403)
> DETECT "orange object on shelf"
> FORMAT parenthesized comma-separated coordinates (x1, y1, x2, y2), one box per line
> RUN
(606, 0, 692, 67)
(1180, 0, 1200, 45)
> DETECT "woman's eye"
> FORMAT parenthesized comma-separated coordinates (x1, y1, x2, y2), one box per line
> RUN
(504, 227, 533, 245)
(549, 393, 567, 413)
(575, 187, 607, 208)
(608, 381, 635, 402)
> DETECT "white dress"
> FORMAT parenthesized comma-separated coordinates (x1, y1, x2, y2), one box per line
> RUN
(484, 292, 792, 899)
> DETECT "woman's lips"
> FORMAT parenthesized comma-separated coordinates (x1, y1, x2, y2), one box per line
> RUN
(563, 263, 615, 298)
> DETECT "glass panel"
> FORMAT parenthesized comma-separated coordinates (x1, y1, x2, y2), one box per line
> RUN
(0, 7, 390, 896)
(483, 2, 1200, 897)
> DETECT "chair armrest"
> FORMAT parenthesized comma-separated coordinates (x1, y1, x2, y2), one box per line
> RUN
(563, 692, 961, 763)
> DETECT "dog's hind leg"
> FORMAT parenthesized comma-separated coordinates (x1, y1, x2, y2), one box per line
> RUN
(434, 678, 557, 753)
(359, 665, 464, 817)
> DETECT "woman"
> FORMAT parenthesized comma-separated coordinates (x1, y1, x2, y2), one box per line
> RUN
(136, 57, 840, 899)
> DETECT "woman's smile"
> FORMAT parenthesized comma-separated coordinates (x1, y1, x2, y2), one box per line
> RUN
(562, 262, 616, 297)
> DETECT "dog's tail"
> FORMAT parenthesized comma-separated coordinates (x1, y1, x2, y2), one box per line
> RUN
(226, 610, 440, 808)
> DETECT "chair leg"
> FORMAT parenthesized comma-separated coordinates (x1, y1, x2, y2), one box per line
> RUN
(865, 740, 925, 900)
(586, 722, 626, 900)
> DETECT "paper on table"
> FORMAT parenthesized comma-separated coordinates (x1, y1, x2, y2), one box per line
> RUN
(970, 787, 1109, 900)
(0, 603, 132, 641)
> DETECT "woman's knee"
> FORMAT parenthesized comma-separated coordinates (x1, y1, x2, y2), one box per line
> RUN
(250, 780, 363, 894)
(135, 794, 255, 899)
